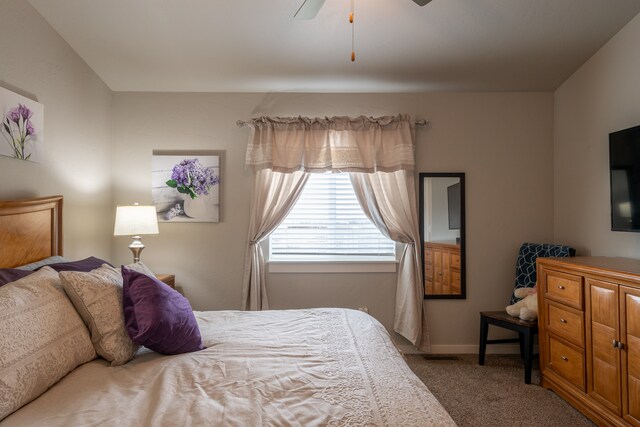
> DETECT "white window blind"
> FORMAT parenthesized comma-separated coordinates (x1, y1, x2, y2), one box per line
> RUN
(270, 173, 395, 260)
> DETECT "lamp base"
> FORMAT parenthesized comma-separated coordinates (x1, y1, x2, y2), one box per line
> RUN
(128, 236, 145, 263)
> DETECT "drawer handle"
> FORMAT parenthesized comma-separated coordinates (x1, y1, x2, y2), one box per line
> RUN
(557, 285, 565, 290)
(559, 318, 567, 324)
(561, 355, 568, 361)
(613, 340, 625, 350)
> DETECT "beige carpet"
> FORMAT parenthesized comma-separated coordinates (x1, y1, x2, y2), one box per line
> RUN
(405, 354, 596, 427)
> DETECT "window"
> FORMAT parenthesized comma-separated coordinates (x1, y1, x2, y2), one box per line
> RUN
(269, 173, 396, 268)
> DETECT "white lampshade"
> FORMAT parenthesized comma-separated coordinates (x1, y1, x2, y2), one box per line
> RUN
(113, 204, 159, 236)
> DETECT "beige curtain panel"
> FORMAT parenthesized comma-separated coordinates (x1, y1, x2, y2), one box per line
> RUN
(245, 115, 415, 173)
(350, 171, 427, 350)
(241, 169, 309, 310)
(242, 114, 426, 348)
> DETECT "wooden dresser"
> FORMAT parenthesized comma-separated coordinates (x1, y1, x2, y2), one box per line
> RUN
(537, 257, 640, 427)
(424, 241, 461, 295)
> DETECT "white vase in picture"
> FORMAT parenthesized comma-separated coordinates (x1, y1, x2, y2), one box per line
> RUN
(183, 195, 208, 219)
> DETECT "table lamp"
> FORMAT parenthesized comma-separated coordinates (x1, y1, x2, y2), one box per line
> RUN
(114, 203, 159, 263)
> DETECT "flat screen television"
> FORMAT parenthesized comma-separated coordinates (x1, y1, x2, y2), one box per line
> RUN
(610, 124, 640, 232)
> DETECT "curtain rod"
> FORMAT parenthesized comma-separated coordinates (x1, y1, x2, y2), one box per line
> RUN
(236, 119, 430, 128)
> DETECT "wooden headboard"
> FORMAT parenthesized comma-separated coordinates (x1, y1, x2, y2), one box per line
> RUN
(0, 195, 63, 268)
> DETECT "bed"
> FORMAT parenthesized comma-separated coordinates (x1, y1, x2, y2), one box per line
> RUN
(0, 196, 455, 426)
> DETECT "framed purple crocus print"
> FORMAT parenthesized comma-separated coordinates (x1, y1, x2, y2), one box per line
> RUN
(0, 86, 43, 162)
(152, 150, 223, 223)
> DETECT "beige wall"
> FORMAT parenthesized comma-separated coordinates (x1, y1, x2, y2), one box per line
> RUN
(112, 91, 554, 351)
(0, 0, 113, 259)
(554, 13, 640, 257)
(0, 1, 558, 351)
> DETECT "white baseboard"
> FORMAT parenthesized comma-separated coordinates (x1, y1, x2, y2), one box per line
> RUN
(398, 343, 538, 355)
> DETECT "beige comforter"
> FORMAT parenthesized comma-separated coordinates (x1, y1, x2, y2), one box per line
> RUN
(2, 308, 455, 426)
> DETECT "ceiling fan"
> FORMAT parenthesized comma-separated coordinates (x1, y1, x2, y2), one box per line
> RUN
(294, 0, 433, 19)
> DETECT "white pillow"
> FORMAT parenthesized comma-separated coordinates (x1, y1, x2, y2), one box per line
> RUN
(0, 267, 96, 421)
(59, 265, 138, 366)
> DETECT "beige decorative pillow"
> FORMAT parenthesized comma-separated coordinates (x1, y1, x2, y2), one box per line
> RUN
(60, 265, 139, 366)
(0, 267, 96, 421)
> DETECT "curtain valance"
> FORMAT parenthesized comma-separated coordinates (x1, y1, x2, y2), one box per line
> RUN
(245, 114, 415, 173)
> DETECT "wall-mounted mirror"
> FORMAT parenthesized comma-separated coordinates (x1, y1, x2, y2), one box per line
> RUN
(419, 173, 466, 299)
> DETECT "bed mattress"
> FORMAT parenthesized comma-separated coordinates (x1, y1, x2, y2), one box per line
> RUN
(1, 308, 455, 426)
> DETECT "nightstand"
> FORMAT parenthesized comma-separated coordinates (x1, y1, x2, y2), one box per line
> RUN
(155, 274, 175, 289)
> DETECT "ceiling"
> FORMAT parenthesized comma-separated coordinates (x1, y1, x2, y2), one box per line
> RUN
(29, 0, 640, 92)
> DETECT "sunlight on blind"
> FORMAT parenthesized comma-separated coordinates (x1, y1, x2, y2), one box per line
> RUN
(270, 173, 395, 259)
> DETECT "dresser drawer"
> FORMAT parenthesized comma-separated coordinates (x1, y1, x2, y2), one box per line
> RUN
(547, 335, 586, 391)
(424, 247, 433, 259)
(451, 270, 461, 292)
(425, 281, 433, 294)
(425, 263, 434, 278)
(545, 301, 584, 348)
(451, 253, 461, 269)
(545, 270, 583, 309)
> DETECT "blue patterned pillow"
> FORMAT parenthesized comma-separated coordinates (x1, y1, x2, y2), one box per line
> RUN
(510, 243, 575, 304)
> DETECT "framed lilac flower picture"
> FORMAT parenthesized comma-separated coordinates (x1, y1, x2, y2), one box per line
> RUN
(0, 86, 44, 162)
(152, 150, 223, 223)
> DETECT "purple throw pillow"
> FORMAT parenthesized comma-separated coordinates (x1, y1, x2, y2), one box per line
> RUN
(0, 268, 33, 286)
(122, 267, 205, 355)
(42, 256, 113, 272)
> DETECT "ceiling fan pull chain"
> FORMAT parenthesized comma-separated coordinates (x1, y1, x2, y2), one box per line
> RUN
(350, 0, 355, 61)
